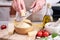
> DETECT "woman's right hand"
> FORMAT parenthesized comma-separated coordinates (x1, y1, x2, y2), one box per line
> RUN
(12, 0, 26, 14)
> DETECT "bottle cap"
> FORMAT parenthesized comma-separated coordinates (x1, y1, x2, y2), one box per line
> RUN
(47, 3, 52, 8)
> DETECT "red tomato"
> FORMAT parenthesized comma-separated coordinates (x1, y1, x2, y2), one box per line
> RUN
(37, 31, 43, 37)
(41, 30, 45, 33)
(43, 31, 49, 37)
(1, 25, 7, 30)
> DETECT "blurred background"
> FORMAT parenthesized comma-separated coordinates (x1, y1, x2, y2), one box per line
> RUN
(0, 0, 60, 21)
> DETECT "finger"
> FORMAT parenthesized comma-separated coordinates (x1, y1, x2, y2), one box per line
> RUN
(32, 5, 39, 13)
(16, 0, 26, 12)
(32, 3, 42, 13)
(12, 0, 18, 11)
(16, 0, 21, 10)
(38, 0, 45, 7)
(15, 0, 25, 14)
(31, 1, 36, 8)
(12, 0, 16, 10)
(21, 0, 26, 11)
(20, 3, 26, 16)
(20, 4, 26, 13)
(32, 0, 45, 13)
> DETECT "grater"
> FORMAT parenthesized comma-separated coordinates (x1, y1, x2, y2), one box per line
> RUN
(15, 9, 33, 21)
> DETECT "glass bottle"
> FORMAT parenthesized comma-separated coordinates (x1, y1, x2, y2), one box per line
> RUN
(43, 3, 53, 26)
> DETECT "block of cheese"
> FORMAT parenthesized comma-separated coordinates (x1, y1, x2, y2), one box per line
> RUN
(7, 22, 15, 35)
(28, 31, 37, 37)
(21, 10, 26, 16)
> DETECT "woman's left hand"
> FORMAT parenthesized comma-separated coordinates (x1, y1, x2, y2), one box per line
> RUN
(31, 0, 45, 13)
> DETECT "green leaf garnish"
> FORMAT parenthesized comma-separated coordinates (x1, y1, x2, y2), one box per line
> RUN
(41, 37, 48, 40)
(52, 33, 58, 38)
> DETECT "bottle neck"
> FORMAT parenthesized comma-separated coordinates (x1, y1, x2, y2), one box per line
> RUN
(45, 3, 52, 16)
(46, 10, 51, 16)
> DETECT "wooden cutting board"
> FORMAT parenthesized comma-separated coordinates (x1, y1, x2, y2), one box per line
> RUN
(0, 21, 43, 40)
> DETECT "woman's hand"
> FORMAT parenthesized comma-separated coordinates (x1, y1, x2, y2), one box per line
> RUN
(12, 0, 26, 14)
(31, 0, 45, 13)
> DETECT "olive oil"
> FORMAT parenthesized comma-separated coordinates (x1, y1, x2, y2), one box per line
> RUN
(43, 15, 51, 26)
(43, 3, 53, 26)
